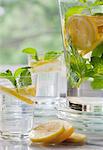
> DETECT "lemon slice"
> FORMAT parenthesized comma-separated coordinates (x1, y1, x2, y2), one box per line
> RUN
(18, 86, 36, 97)
(51, 120, 74, 144)
(0, 86, 34, 105)
(29, 120, 65, 143)
(66, 133, 87, 143)
(31, 59, 61, 73)
(66, 15, 98, 51)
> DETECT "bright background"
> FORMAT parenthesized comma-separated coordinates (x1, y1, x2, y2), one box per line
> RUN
(0, 0, 63, 65)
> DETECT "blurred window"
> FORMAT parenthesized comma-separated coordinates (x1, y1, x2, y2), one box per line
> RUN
(0, 0, 62, 65)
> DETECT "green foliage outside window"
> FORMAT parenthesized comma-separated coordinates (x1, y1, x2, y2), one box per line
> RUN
(0, 0, 62, 64)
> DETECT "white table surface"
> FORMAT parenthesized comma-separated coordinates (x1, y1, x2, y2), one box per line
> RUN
(0, 65, 103, 150)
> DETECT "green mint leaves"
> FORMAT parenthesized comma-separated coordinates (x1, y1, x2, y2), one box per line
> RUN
(65, 6, 86, 22)
(18, 69, 32, 88)
(90, 42, 103, 89)
(94, 0, 103, 5)
(44, 51, 63, 60)
(0, 70, 17, 88)
(22, 48, 39, 61)
(22, 48, 62, 61)
(92, 42, 103, 57)
(91, 75, 103, 89)
(65, 0, 102, 21)
(0, 67, 32, 89)
(79, 0, 87, 3)
(68, 41, 103, 90)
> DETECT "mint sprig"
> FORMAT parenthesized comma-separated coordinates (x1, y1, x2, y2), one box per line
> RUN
(18, 69, 32, 88)
(22, 48, 63, 61)
(0, 70, 17, 88)
(0, 67, 32, 89)
(67, 40, 103, 90)
(22, 48, 39, 61)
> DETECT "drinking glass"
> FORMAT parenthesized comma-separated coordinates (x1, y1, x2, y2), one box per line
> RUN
(58, 0, 103, 141)
(29, 54, 67, 117)
(0, 77, 36, 141)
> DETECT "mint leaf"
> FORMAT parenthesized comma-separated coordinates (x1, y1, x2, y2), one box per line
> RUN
(44, 51, 63, 60)
(91, 75, 103, 89)
(14, 67, 31, 78)
(18, 69, 32, 88)
(65, 6, 86, 22)
(0, 70, 17, 88)
(68, 44, 88, 88)
(79, 0, 87, 3)
(91, 57, 103, 75)
(94, 0, 103, 5)
(22, 48, 39, 61)
(92, 42, 103, 57)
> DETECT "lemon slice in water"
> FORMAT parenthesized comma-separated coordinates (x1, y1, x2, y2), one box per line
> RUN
(31, 59, 61, 73)
(0, 86, 34, 105)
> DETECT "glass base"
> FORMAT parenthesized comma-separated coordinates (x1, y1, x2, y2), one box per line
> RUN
(57, 98, 103, 144)
(0, 131, 29, 141)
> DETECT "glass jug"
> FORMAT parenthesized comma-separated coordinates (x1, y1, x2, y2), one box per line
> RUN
(58, 0, 103, 142)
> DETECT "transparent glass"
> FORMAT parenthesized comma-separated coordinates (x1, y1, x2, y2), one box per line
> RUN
(0, 77, 36, 141)
(28, 54, 67, 117)
(58, 0, 103, 142)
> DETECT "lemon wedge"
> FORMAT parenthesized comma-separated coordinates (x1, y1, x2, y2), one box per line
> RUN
(29, 120, 65, 143)
(66, 133, 87, 143)
(0, 86, 34, 105)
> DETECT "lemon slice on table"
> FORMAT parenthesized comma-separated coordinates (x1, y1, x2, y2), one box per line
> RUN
(66, 15, 99, 52)
(30, 59, 61, 73)
(51, 120, 74, 144)
(66, 133, 87, 143)
(0, 86, 34, 105)
(29, 120, 65, 143)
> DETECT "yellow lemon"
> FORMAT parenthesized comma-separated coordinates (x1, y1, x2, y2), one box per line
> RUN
(29, 120, 65, 143)
(18, 85, 36, 97)
(66, 15, 98, 51)
(50, 120, 74, 144)
(30, 59, 61, 73)
(66, 133, 87, 143)
(0, 86, 34, 105)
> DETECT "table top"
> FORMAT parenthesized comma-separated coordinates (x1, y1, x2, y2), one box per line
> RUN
(0, 138, 103, 150)
(0, 65, 103, 150)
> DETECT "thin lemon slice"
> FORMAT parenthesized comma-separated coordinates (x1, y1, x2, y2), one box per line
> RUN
(31, 59, 61, 73)
(80, 37, 103, 56)
(88, 16, 103, 27)
(51, 120, 74, 144)
(66, 133, 87, 143)
(18, 86, 36, 97)
(66, 15, 98, 51)
(29, 120, 65, 143)
(0, 86, 34, 105)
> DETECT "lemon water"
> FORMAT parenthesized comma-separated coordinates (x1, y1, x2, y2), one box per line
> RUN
(58, 0, 103, 141)
(0, 92, 34, 140)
